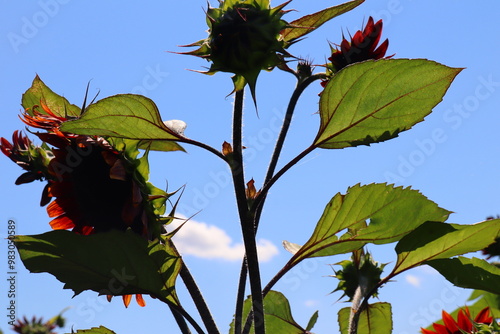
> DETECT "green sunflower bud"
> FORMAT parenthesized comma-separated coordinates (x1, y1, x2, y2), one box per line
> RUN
(330, 251, 385, 302)
(182, 0, 293, 100)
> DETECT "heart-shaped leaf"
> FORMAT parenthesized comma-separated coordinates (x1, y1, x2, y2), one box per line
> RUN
(60, 94, 184, 151)
(316, 59, 462, 149)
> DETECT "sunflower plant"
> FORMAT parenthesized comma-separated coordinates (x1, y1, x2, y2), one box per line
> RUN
(2, 1, 500, 334)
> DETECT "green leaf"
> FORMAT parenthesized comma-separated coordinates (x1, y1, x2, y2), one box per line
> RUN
(426, 257, 500, 295)
(288, 183, 450, 266)
(338, 302, 392, 334)
(305, 310, 319, 332)
(315, 59, 462, 149)
(60, 94, 184, 151)
(229, 291, 306, 334)
(14, 230, 181, 305)
(67, 326, 116, 334)
(22, 75, 81, 117)
(393, 219, 500, 275)
(282, 0, 364, 43)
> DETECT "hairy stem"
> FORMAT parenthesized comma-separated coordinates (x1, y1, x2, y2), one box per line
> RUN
(180, 262, 220, 334)
(230, 89, 265, 334)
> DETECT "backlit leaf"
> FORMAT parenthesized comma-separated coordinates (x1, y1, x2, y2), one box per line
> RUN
(229, 291, 306, 334)
(316, 59, 462, 149)
(22, 75, 81, 117)
(338, 302, 392, 334)
(68, 326, 116, 334)
(60, 94, 184, 151)
(288, 183, 450, 266)
(282, 0, 364, 43)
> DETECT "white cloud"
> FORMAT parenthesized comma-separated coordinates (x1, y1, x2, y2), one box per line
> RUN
(405, 274, 422, 287)
(168, 216, 279, 262)
(304, 300, 320, 308)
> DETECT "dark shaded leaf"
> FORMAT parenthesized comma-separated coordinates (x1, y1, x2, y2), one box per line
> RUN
(426, 257, 500, 295)
(14, 230, 181, 305)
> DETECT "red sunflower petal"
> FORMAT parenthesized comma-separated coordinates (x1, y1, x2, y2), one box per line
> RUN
(49, 215, 75, 230)
(373, 39, 389, 59)
(420, 328, 437, 334)
(474, 307, 493, 324)
(363, 17, 375, 37)
(457, 309, 472, 332)
(432, 323, 451, 334)
(441, 310, 459, 332)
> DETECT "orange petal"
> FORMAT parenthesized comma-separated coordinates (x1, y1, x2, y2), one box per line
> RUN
(420, 328, 436, 334)
(135, 294, 146, 307)
(106, 295, 113, 302)
(49, 215, 75, 230)
(122, 295, 132, 308)
(47, 200, 66, 218)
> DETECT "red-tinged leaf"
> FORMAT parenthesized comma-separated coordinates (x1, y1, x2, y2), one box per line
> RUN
(60, 94, 185, 152)
(22, 75, 81, 117)
(282, 0, 365, 43)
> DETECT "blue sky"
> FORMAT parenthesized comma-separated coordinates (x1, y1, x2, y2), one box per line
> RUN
(1, 1, 500, 333)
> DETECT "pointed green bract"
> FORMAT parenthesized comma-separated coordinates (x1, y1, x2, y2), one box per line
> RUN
(67, 326, 116, 334)
(305, 310, 319, 332)
(426, 257, 500, 295)
(282, 0, 364, 44)
(287, 183, 450, 266)
(60, 94, 184, 151)
(393, 219, 500, 275)
(315, 59, 462, 149)
(229, 291, 306, 334)
(22, 75, 81, 117)
(338, 302, 392, 334)
(14, 230, 181, 305)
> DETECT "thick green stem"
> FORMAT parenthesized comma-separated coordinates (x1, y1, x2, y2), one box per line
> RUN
(238, 73, 325, 334)
(230, 89, 265, 334)
(180, 263, 220, 334)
